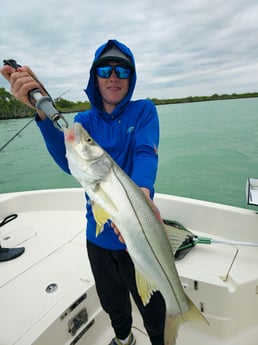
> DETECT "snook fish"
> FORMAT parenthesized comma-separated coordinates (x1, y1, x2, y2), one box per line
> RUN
(64, 123, 207, 345)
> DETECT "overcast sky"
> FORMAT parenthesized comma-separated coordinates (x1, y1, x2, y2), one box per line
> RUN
(1, 0, 257, 102)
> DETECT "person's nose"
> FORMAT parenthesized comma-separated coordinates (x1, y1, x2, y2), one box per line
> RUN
(110, 69, 119, 79)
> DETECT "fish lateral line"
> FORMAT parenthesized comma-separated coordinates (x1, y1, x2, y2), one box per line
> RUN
(111, 166, 183, 310)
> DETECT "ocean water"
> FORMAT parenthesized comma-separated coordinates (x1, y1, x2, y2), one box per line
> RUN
(157, 98, 258, 209)
(1, 98, 258, 209)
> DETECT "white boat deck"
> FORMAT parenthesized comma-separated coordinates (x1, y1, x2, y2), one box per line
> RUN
(1, 188, 258, 345)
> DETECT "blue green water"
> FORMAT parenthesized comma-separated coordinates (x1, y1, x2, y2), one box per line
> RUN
(1, 98, 258, 209)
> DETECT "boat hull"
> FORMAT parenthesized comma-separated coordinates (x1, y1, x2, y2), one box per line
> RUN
(1, 188, 258, 345)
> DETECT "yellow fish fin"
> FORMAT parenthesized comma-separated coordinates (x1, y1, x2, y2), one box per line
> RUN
(92, 202, 111, 237)
(164, 296, 208, 345)
(163, 221, 194, 254)
(135, 269, 158, 306)
(183, 295, 209, 324)
(91, 186, 118, 237)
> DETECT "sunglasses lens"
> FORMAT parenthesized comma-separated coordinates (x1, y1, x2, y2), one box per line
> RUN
(115, 66, 131, 79)
(96, 66, 113, 78)
(96, 66, 131, 79)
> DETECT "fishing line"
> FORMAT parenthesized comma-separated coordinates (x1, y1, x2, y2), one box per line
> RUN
(0, 118, 34, 152)
(0, 87, 77, 152)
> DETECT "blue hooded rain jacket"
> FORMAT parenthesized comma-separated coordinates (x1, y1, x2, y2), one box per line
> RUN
(36, 39, 160, 250)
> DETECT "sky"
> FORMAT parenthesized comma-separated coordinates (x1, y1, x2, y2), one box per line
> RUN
(1, 0, 257, 102)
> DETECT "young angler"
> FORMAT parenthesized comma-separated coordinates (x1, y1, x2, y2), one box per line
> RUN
(1, 39, 166, 345)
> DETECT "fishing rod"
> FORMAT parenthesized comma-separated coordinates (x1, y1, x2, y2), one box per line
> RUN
(1, 59, 70, 152)
(3, 59, 69, 129)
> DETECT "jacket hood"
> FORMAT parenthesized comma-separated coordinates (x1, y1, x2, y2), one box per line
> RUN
(84, 39, 137, 115)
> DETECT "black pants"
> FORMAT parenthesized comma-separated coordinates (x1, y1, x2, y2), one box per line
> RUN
(87, 241, 166, 345)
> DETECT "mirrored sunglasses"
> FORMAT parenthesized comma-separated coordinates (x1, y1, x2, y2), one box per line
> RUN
(96, 65, 131, 79)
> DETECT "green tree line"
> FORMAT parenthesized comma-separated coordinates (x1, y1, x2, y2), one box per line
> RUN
(0, 86, 257, 120)
(0, 87, 91, 120)
(151, 92, 258, 105)
(0, 87, 34, 119)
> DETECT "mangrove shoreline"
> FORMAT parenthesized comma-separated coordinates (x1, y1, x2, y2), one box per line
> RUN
(0, 86, 257, 120)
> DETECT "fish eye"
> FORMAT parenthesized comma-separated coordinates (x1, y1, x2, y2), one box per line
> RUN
(86, 136, 92, 143)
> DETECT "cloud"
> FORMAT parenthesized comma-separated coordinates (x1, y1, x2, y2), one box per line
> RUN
(1, 0, 257, 101)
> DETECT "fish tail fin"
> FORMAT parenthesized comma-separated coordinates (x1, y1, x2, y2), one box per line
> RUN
(164, 314, 179, 345)
(164, 297, 208, 345)
(183, 296, 209, 324)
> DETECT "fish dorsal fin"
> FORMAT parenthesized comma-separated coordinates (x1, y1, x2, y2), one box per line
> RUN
(163, 220, 194, 254)
(135, 269, 158, 306)
(92, 202, 111, 237)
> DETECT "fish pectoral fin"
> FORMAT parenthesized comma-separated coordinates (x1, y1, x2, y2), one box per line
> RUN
(92, 186, 118, 237)
(92, 202, 111, 237)
(135, 269, 158, 306)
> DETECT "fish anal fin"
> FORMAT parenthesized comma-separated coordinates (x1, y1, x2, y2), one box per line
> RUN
(92, 203, 111, 237)
(135, 269, 158, 306)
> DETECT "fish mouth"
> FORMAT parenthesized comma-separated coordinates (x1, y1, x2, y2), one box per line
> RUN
(64, 123, 84, 145)
(64, 127, 76, 142)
